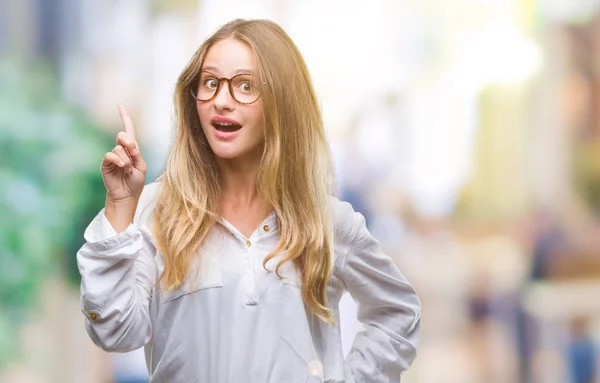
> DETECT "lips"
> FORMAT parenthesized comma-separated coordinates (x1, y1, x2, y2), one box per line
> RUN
(211, 116, 242, 132)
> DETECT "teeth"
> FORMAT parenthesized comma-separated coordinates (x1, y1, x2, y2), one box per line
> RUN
(215, 122, 234, 126)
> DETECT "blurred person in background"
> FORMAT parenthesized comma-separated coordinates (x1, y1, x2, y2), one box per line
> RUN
(566, 317, 596, 383)
(76, 19, 420, 383)
(516, 209, 565, 381)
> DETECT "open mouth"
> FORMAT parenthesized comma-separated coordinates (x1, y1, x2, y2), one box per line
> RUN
(212, 121, 242, 132)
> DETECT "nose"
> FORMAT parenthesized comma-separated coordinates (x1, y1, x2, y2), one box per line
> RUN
(212, 80, 236, 110)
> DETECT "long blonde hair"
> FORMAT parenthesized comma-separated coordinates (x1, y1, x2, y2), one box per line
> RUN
(153, 19, 335, 324)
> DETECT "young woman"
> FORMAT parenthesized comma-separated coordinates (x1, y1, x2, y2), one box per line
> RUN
(77, 19, 420, 383)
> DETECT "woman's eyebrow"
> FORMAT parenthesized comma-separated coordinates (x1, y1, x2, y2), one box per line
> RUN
(201, 66, 255, 75)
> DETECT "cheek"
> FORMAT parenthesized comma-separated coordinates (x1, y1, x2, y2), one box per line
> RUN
(248, 111, 265, 139)
(247, 104, 264, 129)
(196, 104, 206, 119)
(197, 105, 211, 128)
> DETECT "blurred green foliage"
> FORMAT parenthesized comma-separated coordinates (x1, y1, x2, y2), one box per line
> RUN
(0, 58, 112, 368)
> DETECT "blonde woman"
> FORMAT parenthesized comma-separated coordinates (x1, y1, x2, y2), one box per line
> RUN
(77, 19, 420, 383)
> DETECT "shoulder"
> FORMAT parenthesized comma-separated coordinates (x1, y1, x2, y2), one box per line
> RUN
(134, 180, 163, 227)
(329, 195, 365, 246)
(139, 180, 162, 204)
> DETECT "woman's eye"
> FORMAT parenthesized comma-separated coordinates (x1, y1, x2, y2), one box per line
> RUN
(240, 82, 252, 92)
(204, 78, 218, 88)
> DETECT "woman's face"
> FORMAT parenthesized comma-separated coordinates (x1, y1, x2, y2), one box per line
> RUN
(196, 38, 265, 162)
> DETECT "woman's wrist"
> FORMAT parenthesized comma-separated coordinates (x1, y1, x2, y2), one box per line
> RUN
(104, 197, 138, 233)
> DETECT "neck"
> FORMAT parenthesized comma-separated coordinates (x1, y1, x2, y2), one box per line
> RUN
(217, 155, 262, 208)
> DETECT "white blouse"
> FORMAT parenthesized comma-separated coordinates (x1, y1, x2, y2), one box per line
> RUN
(77, 182, 420, 383)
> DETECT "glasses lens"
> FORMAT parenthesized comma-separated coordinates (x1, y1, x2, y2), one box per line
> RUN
(196, 73, 218, 101)
(231, 74, 260, 104)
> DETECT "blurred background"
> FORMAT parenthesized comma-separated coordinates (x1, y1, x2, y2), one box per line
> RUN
(2, 0, 600, 382)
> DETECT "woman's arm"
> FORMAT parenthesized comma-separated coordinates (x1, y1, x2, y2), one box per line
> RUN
(77, 185, 158, 353)
(340, 207, 421, 383)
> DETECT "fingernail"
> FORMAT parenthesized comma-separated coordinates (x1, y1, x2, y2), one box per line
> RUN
(131, 147, 138, 156)
(119, 160, 125, 167)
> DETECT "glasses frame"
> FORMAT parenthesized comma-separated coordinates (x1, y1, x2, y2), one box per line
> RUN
(190, 71, 264, 105)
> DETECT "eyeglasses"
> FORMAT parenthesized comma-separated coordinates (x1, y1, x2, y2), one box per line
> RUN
(191, 71, 263, 105)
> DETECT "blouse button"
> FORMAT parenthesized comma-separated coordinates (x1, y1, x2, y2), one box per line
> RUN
(246, 240, 252, 247)
(263, 225, 270, 232)
(89, 313, 98, 321)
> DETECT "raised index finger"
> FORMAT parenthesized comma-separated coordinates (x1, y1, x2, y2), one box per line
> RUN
(118, 105, 136, 140)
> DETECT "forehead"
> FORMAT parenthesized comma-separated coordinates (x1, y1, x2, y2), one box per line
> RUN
(202, 38, 256, 75)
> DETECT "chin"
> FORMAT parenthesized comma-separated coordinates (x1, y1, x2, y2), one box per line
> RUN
(209, 145, 246, 160)
(212, 151, 240, 160)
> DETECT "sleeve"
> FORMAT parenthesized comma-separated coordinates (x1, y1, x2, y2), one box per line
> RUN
(76, 206, 157, 353)
(341, 210, 421, 383)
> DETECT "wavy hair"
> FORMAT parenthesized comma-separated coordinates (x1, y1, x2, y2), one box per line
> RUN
(153, 19, 335, 323)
